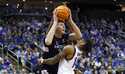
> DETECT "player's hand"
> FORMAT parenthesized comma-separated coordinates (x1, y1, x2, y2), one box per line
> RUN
(53, 9, 58, 22)
(67, 8, 73, 22)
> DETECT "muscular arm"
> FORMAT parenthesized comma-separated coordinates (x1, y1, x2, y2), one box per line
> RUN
(67, 10, 82, 40)
(42, 45, 74, 65)
(45, 21, 57, 46)
(45, 9, 58, 45)
(42, 51, 64, 65)
(67, 19, 82, 40)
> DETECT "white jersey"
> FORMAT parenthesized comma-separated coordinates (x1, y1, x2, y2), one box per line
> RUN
(58, 46, 81, 74)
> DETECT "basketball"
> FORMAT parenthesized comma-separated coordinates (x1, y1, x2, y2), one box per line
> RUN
(55, 5, 70, 22)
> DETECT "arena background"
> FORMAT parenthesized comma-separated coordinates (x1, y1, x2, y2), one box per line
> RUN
(0, 0, 125, 74)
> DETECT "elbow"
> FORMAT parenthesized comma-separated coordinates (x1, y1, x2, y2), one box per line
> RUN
(76, 33, 82, 40)
(79, 34, 82, 39)
(78, 31, 82, 39)
(45, 38, 52, 46)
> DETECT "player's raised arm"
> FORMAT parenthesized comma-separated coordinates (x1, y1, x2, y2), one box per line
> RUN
(45, 9, 58, 46)
(39, 45, 74, 65)
(67, 9, 82, 40)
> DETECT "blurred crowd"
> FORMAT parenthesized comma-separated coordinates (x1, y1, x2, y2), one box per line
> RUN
(0, 16, 48, 73)
(78, 16, 125, 74)
(0, 13, 125, 74)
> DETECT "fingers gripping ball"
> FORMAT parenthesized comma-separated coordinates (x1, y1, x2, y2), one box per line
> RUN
(56, 5, 70, 22)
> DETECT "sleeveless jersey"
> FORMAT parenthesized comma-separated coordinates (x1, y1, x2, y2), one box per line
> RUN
(58, 46, 81, 74)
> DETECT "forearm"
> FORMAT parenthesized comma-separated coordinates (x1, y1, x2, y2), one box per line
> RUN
(43, 53, 61, 65)
(45, 21, 57, 45)
(68, 19, 82, 39)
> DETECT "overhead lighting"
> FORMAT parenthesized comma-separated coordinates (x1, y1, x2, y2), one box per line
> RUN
(121, 5, 125, 12)
(45, 7, 48, 10)
(49, 1, 53, 4)
(23, 0, 26, 2)
(17, 4, 19, 8)
(113, 0, 116, 1)
(6, 3, 8, 6)
(17, 4, 19, 7)
(119, 4, 123, 7)
(44, 0, 47, 3)
(19, 9, 22, 13)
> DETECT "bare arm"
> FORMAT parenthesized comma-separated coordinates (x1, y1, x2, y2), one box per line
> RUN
(45, 21, 57, 46)
(40, 45, 74, 65)
(42, 51, 64, 65)
(67, 9, 82, 40)
(45, 9, 58, 45)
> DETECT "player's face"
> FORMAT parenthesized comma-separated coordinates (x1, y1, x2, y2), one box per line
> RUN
(56, 22, 65, 35)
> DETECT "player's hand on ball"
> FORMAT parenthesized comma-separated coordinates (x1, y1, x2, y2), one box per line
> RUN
(53, 9, 58, 22)
(68, 8, 73, 22)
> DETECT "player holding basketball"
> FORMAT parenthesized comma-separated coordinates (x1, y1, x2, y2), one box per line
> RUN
(41, 5, 82, 74)
(39, 33, 84, 74)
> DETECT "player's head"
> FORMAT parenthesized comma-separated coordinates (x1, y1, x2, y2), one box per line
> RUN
(55, 22, 65, 38)
(68, 33, 85, 48)
(46, 19, 65, 38)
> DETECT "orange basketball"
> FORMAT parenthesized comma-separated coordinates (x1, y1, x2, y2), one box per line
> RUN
(56, 5, 70, 22)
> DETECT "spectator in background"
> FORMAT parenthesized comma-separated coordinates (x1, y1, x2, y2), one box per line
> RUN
(0, 57, 3, 73)
(84, 68, 93, 74)
(99, 66, 108, 74)
(23, 48, 32, 72)
(30, 44, 40, 71)
(2, 56, 13, 74)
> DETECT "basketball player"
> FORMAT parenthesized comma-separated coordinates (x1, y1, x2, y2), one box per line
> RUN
(41, 6, 82, 74)
(39, 33, 84, 74)
(45, 6, 82, 46)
